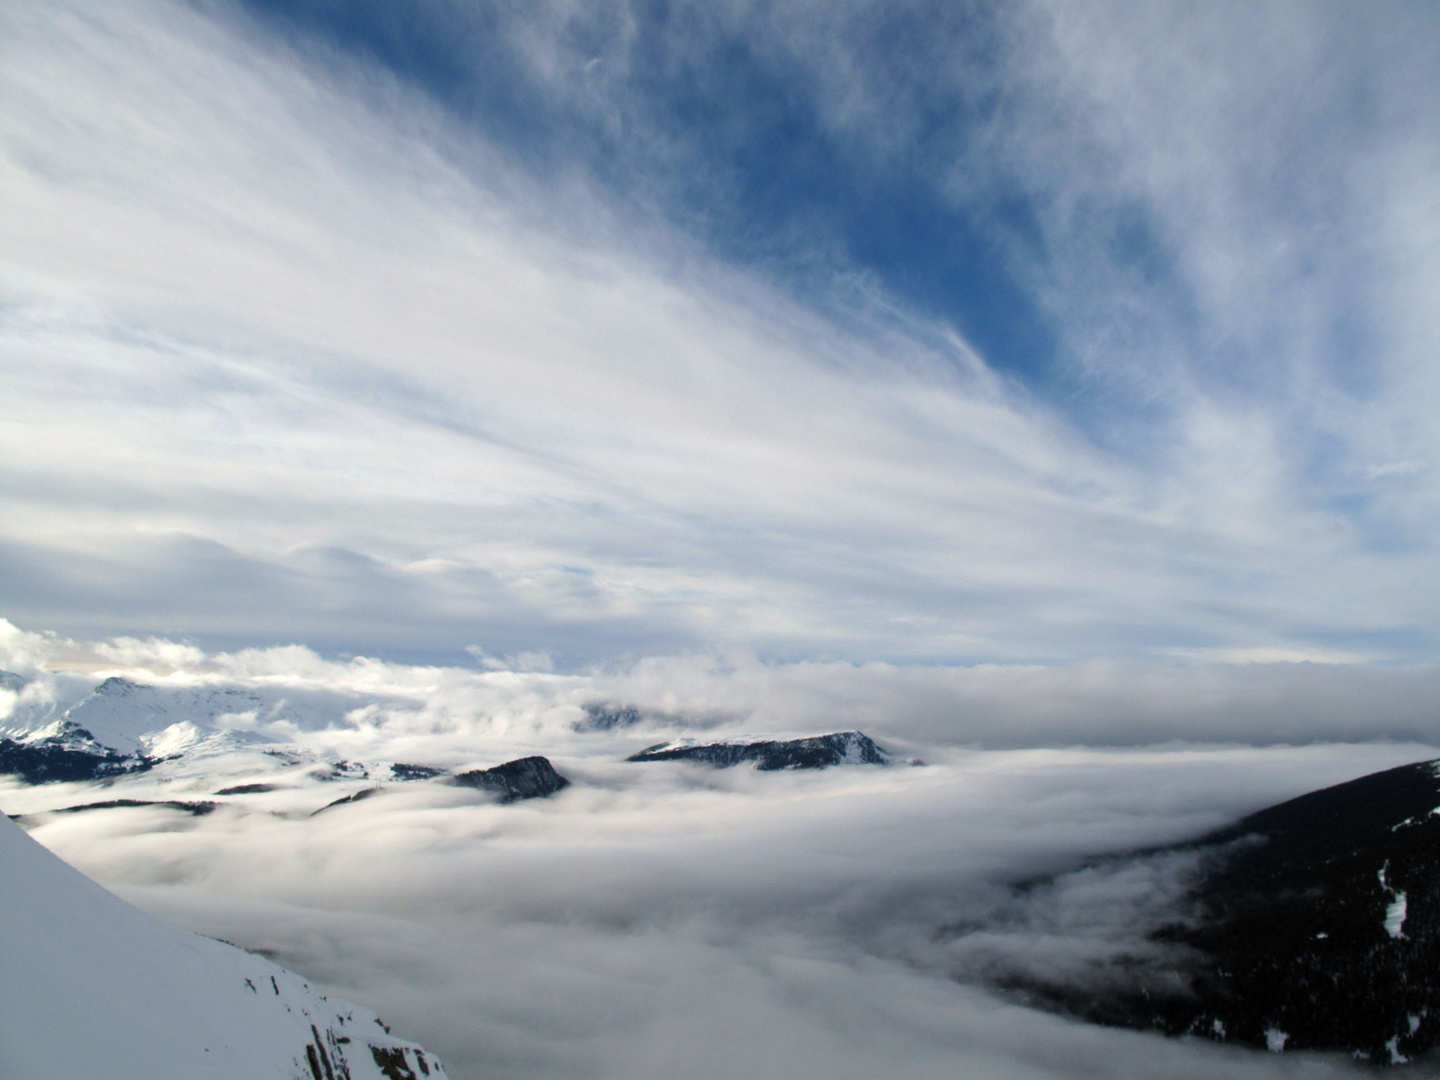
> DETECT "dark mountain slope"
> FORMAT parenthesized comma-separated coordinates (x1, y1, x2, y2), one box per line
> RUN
(1012, 759, 1440, 1064)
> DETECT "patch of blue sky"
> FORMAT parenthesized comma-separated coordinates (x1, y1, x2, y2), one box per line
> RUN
(228, 0, 1068, 392)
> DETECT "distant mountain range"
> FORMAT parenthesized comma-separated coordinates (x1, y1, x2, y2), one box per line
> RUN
(0, 673, 899, 812)
(0, 673, 905, 1074)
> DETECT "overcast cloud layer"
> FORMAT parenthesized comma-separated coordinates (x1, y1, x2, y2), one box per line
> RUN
(3, 0, 1439, 666)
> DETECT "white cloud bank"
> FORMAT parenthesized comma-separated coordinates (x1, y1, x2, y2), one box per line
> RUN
(8, 624, 1439, 1077)
(6, 619, 1440, 751)
(2, 0, 1438, 664)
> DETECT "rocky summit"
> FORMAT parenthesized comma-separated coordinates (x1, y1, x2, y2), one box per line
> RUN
(452, 756, 570, 803)
(1013, 759, 1440, 1065)
(627, 731, 891, 770)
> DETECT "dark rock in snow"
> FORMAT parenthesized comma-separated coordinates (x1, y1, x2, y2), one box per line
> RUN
(214, 783, 280, 795)
(390, 763, 445, 781)
(0, 721, 153, 784)
(627, 731, 890, 771)
(371, 1042, 439, 1079)
(1010, 758, 1440, 1065)
(453, 756, 570, 803)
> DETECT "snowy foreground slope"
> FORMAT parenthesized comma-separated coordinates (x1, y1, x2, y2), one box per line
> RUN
(0, 813, 446, 1080)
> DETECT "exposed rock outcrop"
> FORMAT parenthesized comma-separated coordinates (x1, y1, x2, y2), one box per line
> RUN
(453, 756, 570, 803)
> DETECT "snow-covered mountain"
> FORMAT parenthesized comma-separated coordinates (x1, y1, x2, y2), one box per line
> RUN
(0, 674, 361, 755)
(0, 671, 905, 809)
(0, 812, 446, 1080)
(0, 672, 367, 788)
(0, 718, 149, 784)
(0, 672, 577, 805)
(59, 676, 276, 754)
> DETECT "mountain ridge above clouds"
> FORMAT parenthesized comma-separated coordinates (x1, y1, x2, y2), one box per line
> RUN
(0, 665, 901, 808)
(950, 757, 1440, 1065)
(627, 731, 898, 770)
(0, 669, 513, 816)
(0, 812, 447, 1080)
(0, 671, 346, 793)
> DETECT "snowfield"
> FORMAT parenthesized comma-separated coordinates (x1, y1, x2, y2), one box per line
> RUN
(0, 813, 446, 1080)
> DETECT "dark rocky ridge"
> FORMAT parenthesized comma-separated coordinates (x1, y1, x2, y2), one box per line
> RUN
(453, 756, 570, 803)
(1003, 759, 1440, 1065)
(627, 731, 891, 770)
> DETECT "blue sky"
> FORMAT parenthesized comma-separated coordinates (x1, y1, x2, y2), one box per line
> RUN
(234, 0, 1063, 388)
(2, 0, 1439, 668)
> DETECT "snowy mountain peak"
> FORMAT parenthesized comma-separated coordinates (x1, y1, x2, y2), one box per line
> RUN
(61, 678, 271, 754)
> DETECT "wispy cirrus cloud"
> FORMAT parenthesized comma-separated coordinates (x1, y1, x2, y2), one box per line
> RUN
(2, 0, 1438, 668)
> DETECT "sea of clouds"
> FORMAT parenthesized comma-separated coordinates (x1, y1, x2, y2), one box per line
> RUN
(5, 620, 1439, 1078)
